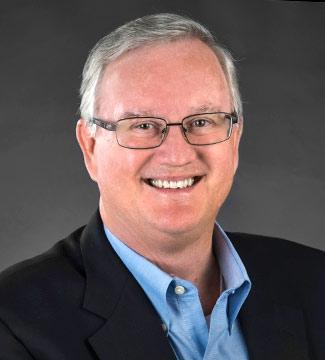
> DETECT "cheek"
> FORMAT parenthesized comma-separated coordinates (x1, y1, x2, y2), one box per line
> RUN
(205, 145, 238, 202)
(211, 158, 236, 190)
(223, 139, 239, 174)
(206, 144, 237, 174)
(94, 144, 148, 190)
(95, 156, 130, 207)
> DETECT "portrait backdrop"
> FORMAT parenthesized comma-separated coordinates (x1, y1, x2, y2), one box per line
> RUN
(0, 0, 324, 271)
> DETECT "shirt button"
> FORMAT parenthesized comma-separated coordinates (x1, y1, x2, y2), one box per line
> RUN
(161, 323, 168, 332)
(174, 285, 186, 295)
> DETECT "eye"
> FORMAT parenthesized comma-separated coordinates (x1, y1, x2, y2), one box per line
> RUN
(187, 118, 214, 130)
(127, 119, 163, 135)
(192, 118, 210, 127)
(136, 122, 155, 130)
(184, 115, 218, 134)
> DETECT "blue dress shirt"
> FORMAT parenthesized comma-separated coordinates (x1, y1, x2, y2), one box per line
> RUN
(104, 224, 251, 360)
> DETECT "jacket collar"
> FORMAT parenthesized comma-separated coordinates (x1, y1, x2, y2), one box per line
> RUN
(79, 211, 176, 360)
(77, 212, 310, 359)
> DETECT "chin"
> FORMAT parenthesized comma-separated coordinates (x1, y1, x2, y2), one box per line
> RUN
(147, 211, 208, 236)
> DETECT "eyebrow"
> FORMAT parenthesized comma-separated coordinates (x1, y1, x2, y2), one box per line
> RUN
(190, 104, 222, 113)
(119, 104, 222, 119)
(119, 110, 156, 118)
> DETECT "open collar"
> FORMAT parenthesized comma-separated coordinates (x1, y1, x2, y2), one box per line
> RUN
(77, 211, 311, 359)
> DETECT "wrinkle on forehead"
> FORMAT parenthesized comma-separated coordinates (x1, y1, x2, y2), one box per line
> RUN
(95, 39, 232, 120)
(113, 103, 225, 121)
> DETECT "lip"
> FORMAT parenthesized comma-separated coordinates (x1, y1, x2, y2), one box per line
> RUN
(143, 175, 204, 190)
(143, 174, 204, 181)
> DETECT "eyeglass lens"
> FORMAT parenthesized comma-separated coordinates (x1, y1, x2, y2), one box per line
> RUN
(114, 113, 233, 149)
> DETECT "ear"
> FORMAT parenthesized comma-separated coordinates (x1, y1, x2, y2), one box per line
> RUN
(231, 117, 243, 174)
(76, 119, 98, 182)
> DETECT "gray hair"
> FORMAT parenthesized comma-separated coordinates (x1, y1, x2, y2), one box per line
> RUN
(80, 13, 243, 132)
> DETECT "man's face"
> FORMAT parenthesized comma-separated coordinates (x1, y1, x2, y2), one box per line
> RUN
(78, 39, 241, 247)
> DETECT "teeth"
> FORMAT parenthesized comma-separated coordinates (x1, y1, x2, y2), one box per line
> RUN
(150, 177, 196, 189)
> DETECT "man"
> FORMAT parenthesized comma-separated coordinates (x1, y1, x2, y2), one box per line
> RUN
(0, 13, 324, 360)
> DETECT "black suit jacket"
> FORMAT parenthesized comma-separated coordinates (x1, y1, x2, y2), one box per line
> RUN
(0, 211, 324, 360)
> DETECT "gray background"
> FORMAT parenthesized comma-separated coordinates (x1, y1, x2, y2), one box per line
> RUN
(1, 0, 324, 271)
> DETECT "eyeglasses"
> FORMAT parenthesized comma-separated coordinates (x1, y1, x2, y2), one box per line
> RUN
(91, 112, 238, 149)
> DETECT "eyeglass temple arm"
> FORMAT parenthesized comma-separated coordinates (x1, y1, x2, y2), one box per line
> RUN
(230, 113, 239, 124)
(92, 118, 117, 131)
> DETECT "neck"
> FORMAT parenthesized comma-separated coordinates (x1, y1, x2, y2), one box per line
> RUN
(158, 244, 220, 315)
(100, 205, 221, 315)
(143, 238, 221, 315)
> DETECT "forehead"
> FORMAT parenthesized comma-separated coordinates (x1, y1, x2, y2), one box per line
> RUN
(96, 39, 231, 118)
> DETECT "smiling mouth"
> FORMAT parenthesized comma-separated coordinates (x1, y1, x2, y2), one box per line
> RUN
(145, 176, 203, 189)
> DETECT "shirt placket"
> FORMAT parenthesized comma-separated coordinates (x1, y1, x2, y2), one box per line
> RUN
(166, 279, 209, 360)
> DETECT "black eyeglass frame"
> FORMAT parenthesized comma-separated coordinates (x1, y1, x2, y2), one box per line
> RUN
(91, 112, 239, 150)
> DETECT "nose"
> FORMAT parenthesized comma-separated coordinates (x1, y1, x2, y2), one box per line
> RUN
(155, 124, 198, 166)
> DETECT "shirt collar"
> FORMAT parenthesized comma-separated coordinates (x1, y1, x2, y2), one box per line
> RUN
(104, 227, 173, 327)
(213, 223, 251, 332)
(104, 223, 251, 332)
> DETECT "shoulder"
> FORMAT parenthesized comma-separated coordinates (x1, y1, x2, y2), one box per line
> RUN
(228, 231, 325, 262)
(228, 231, 325, 260)
(0, 225, 86, 283)
(0, 218, 110, 357)
(228, 232, 325, 294)
(0, 226, 86, 318)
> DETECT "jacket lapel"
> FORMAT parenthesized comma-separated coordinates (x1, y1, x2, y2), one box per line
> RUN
(78, 215, 311, 359)
(231, 233, 310, 360)
(239, 287, 310, 360)
(79, 211, 176, 360)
